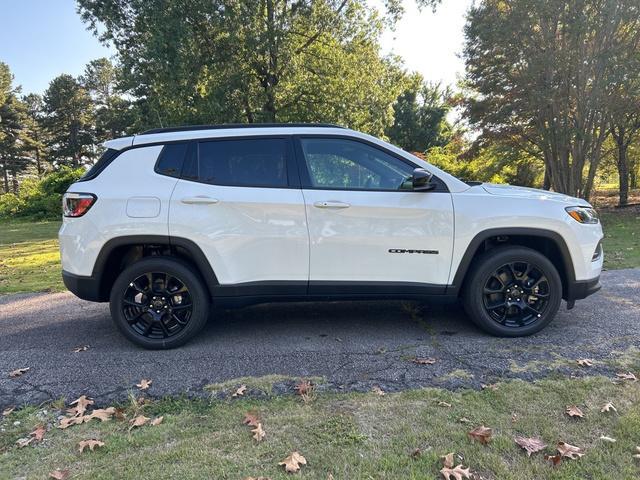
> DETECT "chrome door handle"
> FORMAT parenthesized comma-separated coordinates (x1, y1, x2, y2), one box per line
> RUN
(313, 201, 350, 209)
(181, 196, 220, 205)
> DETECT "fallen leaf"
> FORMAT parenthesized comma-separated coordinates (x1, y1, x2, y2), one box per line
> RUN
(150, 416, 164, 426)
(442, 452, 455, 468)
(114, 407, 127, 420)
(73, 345, 89, 353)
(2, 406, 15, 416)
(566, 405, 584, 418)
(410, 447, 422, 458)
(438, 401, 452, 408)
(599, 435, 616, 443)
(468, 425, 492, 444)
(136, 379, 152, 390)
(129, 415, 150, 429)
(372, 386, 385, 396)
(136, 396, 151, 406)
(616, 372, 637, 382)
(576, 358, 594, 367)
(16, 437, 34, 448)
(9, 367, 29, 378)
(601, 402, 617, 413)
(511, 412, 518, 423)
(78, 439, 105, 453)
(279, 451, 307, 473)
(557, 441, 584, 460)
(49, 469, 70, 480)
(243, 411, 261, 427)
(545, 454, 562, 466)
(481, 383, 498, 391)
(244, 477, 272, 480)
(294, 380, 314, 396)
(514, 436, 547, 456)
(252, 422, 266, 442)
(58, 416, 87, 429)
(412, 357, 436, 365)
(31, 424, 46, 441)
(440, 465, 471, 480)
(233, 385, 247, 397)
(87, 407, 116, 422)
(67, 395, 94, 417)
(458, 417, 471, 424)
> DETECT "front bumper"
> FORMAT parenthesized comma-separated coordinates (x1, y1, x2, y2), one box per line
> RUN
(62, 270, 105, 302)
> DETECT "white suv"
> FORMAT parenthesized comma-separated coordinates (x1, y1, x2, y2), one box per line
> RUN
(59, 124, 603, 349)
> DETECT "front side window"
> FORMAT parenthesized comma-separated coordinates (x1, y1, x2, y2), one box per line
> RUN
(192, 138, 288, 187)
(300, 138, 414, 190)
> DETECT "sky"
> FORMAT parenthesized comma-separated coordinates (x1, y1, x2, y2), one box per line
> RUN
(0, 0, 472, 96)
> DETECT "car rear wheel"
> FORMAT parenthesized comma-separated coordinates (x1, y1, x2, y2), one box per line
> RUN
(462, 246, 562, 336)
(109, 257, 210, 349)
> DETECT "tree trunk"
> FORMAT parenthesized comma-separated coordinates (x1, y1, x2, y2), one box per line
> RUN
(616, 139, 629, 207)
(1, 162, 8, 194)
(543, 166, 552, 190)
(630, 155, 638, 189)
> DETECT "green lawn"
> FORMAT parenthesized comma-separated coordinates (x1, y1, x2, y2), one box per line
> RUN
(1, 376, 639, 479)
(0, 209, 638, 295)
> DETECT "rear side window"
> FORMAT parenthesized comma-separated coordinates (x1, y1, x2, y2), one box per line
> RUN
(184, 138, 288, 188)
(155, 142, 189, 178)
(78, 148, 119, 181)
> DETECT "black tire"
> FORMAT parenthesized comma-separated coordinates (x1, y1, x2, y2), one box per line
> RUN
(462, 246, 562, 337)
(109, 257, 210, 349)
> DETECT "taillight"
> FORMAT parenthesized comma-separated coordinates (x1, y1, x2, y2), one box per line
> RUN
(63, 192, 97, 217)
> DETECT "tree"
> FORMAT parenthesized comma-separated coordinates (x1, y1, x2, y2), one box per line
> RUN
(385, 76, 452, 152)
(77, 0, 407, 135)
(0, 62, 28, 193)
(464, 0, 640, 199)
(21, 94, 48, 175)
(42, 74, 95, 167)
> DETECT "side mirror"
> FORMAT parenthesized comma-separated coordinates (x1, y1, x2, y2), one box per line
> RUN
(412, 168, 435, 191)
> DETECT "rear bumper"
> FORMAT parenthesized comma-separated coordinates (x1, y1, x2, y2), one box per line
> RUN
(62, 270, 105, 302)
(565, 276, 601, 302)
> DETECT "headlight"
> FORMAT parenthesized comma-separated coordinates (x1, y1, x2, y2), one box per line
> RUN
(565, 206, 599, 224)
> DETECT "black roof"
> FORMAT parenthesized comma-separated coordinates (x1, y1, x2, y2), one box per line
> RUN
(140, 123, 344, 135)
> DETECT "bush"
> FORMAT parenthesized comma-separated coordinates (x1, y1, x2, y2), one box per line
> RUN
(0, 167, 85, 220)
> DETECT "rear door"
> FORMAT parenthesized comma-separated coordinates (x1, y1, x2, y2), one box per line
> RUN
(168, 136, 309, 294)
(296, 136, 454, 294)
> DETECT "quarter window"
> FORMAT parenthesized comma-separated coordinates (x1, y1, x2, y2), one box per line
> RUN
(300, 138, 414, 190)
(192, 138, 288, 187)
(156, 143, 189, 178)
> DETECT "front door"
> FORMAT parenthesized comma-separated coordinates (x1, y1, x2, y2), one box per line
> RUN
(296, 136, 454, 294)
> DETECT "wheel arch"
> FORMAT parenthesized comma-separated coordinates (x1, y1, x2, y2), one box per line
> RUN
(448, 228, 575, 299)
(92, 235, 219, 301)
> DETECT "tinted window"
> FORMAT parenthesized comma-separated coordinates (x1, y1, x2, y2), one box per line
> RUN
(300, 138, 414, 190)
(156, 143, 189, 178)
(195, 138, 288, 187)
(78, 148, 119, 181)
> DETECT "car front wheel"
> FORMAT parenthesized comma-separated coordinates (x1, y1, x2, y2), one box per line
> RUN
(462, 246, 562, 337)
(109, 257, 210, 349)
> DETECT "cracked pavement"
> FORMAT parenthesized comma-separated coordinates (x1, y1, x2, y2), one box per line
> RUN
(1, 269, 639, 408)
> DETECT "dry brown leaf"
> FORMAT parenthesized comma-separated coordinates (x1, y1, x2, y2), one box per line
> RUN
(616, 372, 637, 382)
(73, 345, 89, 353)
(511, 412, 518, 423)
(78, 439, 105, 453)
(410, 447, 422, 458)
(599, 435, 616, 443)
(233, 385, 247, 397)
(129, 415, 150, 429)
(481, 383, 499, 391)
(557, 441, 584, 460)
(601, 402, 617, 413)
(2, 406, 15, 416)
(372, 386, 385, 396)
(58, 415, 87, 429)
(252, 423, 266, 442)
(468, 425, 492, 444)
(279, 451, 307, 473)
(412, 357, 436, 365)
(136, 379, 152, 390)
(49, 469, 70, 480)
(442, 452, 455, 468)
(438, 401, 452, 408)
(440, 465, 471, 480)
(576, 358, 594, 367)
(565, 405, 584, 418)
(9, 367, 29, 378)
(114, 407, 127, 420)
(31, 424, 46, 441)
(16, 437, 34, 448)
(243, 411, 261, 427)
(294, 380, 314, 396)
(545, 454, 562, 466)
(67, 395, 94, 417)
(87, 407, 116, 422)
(514, 436, 547, 456)
(150, 416, 164, 426)
(458, 417, 471, 424)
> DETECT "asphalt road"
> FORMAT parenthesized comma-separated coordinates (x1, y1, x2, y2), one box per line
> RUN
(1, 269, 639, 408)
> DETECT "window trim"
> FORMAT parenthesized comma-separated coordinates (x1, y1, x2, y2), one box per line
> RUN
(178, 135, 300, 189)
(292, 135, 449, 193)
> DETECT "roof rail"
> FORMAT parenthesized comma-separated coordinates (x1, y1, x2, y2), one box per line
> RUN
(139, 123, 345, 135)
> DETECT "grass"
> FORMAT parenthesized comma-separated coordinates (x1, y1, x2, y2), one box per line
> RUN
(1, 376, 639, 479)
(0, 206, 638, 295)
(0, 218, 63, 294)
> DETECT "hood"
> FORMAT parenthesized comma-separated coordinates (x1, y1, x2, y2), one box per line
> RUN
(480, 183, 590, 206)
